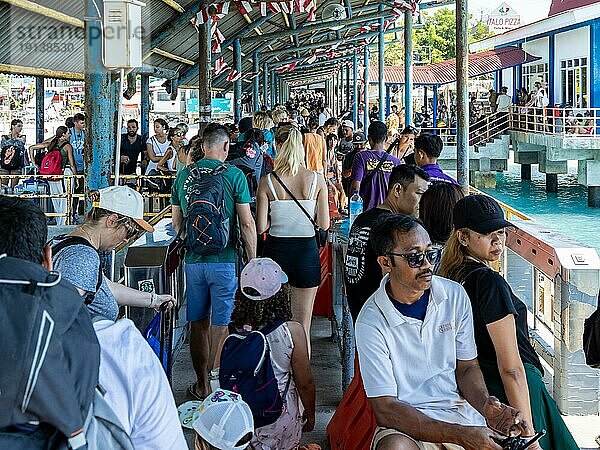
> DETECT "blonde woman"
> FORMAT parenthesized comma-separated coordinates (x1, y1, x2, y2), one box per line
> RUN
(271, 108, 289, 136)
(253, 111, 275, 158)
(438, 195, 577, 450)
(256, 126, 330, 356)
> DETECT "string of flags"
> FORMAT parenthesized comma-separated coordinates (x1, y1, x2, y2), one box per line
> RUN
(190, 0, 419, 83)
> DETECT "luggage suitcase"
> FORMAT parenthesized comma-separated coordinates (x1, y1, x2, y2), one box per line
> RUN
(19, 165, 50, 212)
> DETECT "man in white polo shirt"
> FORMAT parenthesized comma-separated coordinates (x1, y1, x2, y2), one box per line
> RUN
(356, 214, 528, 450)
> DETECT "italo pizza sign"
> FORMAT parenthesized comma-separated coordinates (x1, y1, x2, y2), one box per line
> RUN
(486, 2, 521, 32)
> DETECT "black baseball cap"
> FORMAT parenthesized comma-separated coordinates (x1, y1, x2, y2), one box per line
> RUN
(453, 195, 513, 234)
(353, 132, 367, 144)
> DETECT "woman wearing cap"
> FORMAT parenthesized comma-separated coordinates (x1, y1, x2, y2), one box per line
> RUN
(438, 195, 577, 450)
(256, 125, 329, 356)
(228, 258, 316, 449)
(51, 186, 176, 321)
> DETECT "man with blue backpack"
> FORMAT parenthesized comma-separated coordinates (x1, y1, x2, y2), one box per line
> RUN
(171, 122, 257, 402)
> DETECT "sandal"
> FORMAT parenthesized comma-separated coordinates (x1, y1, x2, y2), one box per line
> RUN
(187, 382, 206, 401)
(299, 444, 321, 450)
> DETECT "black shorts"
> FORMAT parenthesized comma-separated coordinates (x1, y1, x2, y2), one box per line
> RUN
(263, 235, 321, 288)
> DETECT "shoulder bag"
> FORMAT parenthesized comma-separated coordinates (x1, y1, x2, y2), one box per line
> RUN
(271, 172, 328, 247)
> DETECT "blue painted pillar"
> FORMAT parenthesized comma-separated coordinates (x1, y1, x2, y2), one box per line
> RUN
(433, 85, 438, 132)
(424, 86, 428, 119)
(270, 71, 276, 107)
(512, 68, 518, 103)
(385, 84, 391, 116)
(378, 9, 385, 122)
(84, 0, 113, 190)
(404, 9, 414, 126)
(263, 62, 269, 108)
(325, 78, 330, 110)
(140, 75, 149, 140)
(346, 64, 351, 111)
(35, 76, 44, 143)
(494, 70, 500, 91)
(363, 47, 370, 130)
(233, 38, 242, 123)
(353, 50, 358, 123)
(591, 20, 600, 108)
(252, 53, 260, 111)
(548, 33, 555, 105)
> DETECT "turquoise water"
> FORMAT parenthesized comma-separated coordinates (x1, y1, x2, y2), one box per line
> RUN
(478, 164, 600, 254)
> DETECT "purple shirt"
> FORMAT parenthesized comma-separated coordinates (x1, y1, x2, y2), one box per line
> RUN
(351, 150, 401, 210)
(421, 163, 458, 185)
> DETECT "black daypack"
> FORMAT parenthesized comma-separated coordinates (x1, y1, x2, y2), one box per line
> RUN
(583, 304, 600, 368)
(219, 320, 291, 428)
(1, 141, 25, 171)
(184, 164, 230, 256)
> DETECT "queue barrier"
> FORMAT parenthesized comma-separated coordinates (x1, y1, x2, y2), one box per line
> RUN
(1, 172, 176, 224)
(123, 218, 187, 383)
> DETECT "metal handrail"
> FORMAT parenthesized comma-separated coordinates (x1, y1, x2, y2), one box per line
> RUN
(508, 106, 600, 138)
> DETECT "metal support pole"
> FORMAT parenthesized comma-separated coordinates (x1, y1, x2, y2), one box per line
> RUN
(140, 75, 149, 140)
(84, 0, 113, 190)
(115, 69, 124, 186)
(385, 84, 390, 117)
(270, 71, 276, 107)
(35, 76, 44, 144)
(325, 78, 331, 110)
(263, 62, 269, 108)
(198, 18, 212, 132)
(404, 9, 413, 127)
(433, 85, 439, 132)
(346, 64, 351, 111)
(353, 50, 358, 123)
(456, 0, 469, 188)
(378, 10, 385, 122)
(252, 53, 260, 110)
(363, 47, 370, 130)
(233, 38, 243, 123)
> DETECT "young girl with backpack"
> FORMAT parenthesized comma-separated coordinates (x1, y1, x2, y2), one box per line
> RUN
(224, 258, 316, 450)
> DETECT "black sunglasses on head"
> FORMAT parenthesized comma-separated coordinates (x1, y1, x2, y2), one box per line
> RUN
(387, 248, 441, 268)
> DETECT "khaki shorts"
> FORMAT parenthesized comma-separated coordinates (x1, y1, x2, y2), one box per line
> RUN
(371, 426, 465, 450)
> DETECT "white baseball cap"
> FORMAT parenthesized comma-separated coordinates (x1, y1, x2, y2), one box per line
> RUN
(342, 120, 355, 130)
(94, 186, 154, 232)
(240, 258, 288, 301)
(192, 389, 254, 450)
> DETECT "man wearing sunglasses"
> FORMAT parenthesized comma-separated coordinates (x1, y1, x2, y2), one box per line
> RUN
(356, 214, 525, 450)
(344, 165, 429, 322)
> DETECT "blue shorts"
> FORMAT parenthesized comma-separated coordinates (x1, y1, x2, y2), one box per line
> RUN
(185, 262, 237, 325)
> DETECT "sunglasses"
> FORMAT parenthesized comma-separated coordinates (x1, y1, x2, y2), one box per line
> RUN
(117, 217, 140, 240)
(175, 131, 185, 137)
(387, 248, 441, 268)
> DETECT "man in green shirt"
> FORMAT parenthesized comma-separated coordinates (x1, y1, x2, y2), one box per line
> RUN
(171, 123, 257, 400)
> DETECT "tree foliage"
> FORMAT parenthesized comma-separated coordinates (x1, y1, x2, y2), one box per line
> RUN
(383, 8, 495, 66)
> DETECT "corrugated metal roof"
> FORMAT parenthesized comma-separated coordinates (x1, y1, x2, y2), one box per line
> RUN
(368, 46, 541, 85)
(0, 0, 433, 91)
(549, 0, 600, 16)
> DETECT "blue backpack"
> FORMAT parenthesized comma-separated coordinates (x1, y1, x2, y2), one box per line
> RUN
(219, 320, 291, 428)
(184, 164, 230, 256)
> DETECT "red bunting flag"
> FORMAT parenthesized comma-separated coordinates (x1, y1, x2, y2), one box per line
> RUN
(227, 69, 242, 82)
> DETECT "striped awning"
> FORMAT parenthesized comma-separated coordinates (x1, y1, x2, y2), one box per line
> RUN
(369, 46, 541, 86)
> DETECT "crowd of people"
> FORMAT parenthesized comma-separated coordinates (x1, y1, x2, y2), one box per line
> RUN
(0, 89, 585, 450)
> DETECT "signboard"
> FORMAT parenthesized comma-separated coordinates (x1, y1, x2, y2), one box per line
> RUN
(486, 2, 521, 33)
(186, 97, 232, 114)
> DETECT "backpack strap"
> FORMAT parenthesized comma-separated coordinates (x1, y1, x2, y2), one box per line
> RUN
(460, 265, 489, 286)
(51, 235, 103, 304)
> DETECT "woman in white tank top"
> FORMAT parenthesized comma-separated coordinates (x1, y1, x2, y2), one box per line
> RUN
(256, 126, 330, 356)
(145, 118, 171, 174)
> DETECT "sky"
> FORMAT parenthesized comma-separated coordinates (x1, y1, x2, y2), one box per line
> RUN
(467, 0, 553, 24)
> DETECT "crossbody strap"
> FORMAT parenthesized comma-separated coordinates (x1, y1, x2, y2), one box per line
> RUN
(271, 172, 318, 230)
(361, 137, 401, 186)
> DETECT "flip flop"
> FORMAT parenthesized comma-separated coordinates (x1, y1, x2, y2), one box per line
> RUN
(187, 382, 206, 401)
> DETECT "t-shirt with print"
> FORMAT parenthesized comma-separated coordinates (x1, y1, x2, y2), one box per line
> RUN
(460, 261, 543, 379)
(171, 158, 251, 264)
(344, 207, 392, 321)
(351, 150, 401, 211)
(51, 237, 119, 321)
(120, 134, 146, 175)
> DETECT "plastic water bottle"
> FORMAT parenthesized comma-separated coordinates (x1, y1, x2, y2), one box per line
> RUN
(349, 190, 363, 227)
